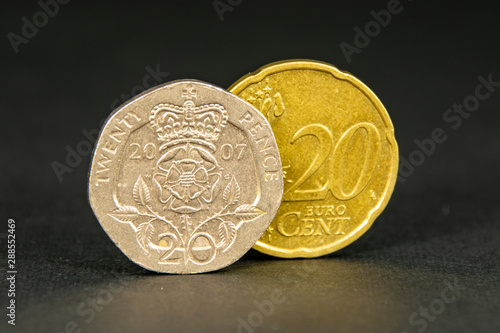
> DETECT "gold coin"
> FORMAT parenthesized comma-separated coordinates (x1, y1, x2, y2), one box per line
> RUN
(229, 60, 398, 258)
(88, 80, 283, 273)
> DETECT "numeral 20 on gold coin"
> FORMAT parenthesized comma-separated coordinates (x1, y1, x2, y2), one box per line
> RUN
(284, 122, 380, 202)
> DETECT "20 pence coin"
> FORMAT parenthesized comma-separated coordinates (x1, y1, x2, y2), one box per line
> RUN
(88, 80, 283, 273)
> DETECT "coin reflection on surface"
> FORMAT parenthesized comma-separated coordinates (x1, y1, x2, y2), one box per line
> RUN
(19, 259, 416, 333)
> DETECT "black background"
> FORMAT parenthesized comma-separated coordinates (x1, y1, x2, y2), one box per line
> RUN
(1, 1, 499, 332)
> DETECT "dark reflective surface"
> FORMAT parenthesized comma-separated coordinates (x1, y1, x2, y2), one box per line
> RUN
(1, 1, 500, 332)
(22, 259, 414, 332)
(10, 186, 500, 332)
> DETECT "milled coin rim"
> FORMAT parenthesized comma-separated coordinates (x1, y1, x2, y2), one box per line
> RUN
(229, 59, 399, 258)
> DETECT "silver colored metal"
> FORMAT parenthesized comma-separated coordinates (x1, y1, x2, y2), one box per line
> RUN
(88, 80, 283, 274)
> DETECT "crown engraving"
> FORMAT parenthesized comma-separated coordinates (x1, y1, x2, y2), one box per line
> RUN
(149, 86, 228, 150)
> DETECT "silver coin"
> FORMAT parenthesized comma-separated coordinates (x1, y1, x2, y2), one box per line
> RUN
(88, 80, 283, 274)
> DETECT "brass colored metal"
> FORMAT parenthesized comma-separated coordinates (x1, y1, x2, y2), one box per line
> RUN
(229, 60, 398, 258)
(88, 80, 283, 273)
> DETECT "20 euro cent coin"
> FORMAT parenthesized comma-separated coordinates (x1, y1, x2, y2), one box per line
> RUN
(229, 60, 398, 258)
(88, 80, 283, 273)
